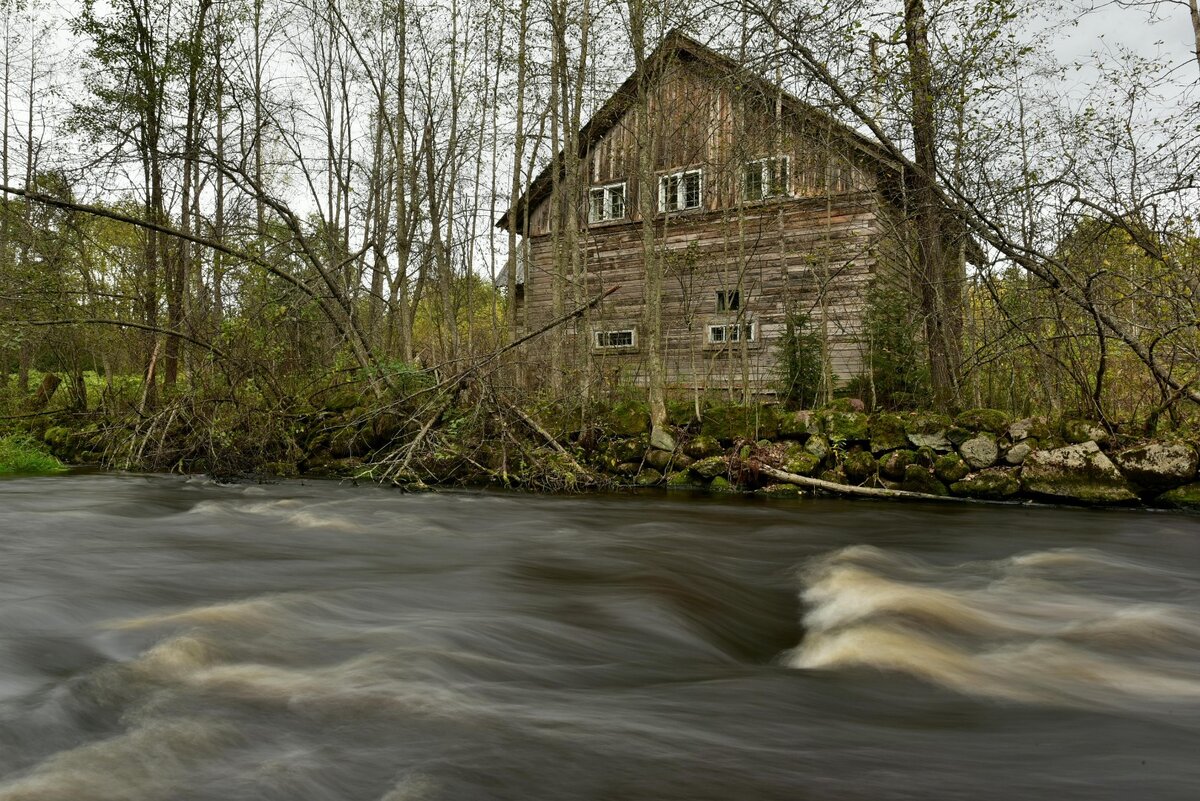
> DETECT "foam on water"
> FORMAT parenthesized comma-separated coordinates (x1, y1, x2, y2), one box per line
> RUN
(787, 546, 1200, 709)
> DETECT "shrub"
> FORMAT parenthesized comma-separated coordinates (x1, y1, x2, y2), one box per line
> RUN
(0, 435, 66, 475)
(776, 313, 823, 410)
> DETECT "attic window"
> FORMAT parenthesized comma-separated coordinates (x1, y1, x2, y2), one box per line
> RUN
(744, 157, 790, 200)
(589, 182, 626, 223)
(707, 322, 755, 344)
(594, 329, 636, 349)
(715, 290, 740, 311)
(659, 169, 702, 213)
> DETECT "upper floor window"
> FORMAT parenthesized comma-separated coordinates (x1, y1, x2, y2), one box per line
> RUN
(659, 169, 702, 213)
(715, 290, 740, 312)
(589, 182, 626, 223)
(744, 156, 790, 200)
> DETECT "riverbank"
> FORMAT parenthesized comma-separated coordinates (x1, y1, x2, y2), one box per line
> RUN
(14, 397, 1200, 511)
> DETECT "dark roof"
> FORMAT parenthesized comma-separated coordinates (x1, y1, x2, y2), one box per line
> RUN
(495, 30, 899, 230)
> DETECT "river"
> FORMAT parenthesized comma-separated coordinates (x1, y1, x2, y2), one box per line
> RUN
(1, 474, 1198, 800)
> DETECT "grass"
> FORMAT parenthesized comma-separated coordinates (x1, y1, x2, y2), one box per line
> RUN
(0, 435, 67, 475)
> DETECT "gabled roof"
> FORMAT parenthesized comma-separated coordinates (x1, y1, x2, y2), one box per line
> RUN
(495, 29, 899, 230)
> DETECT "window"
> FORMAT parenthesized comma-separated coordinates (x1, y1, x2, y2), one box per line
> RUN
(595, 329, 636, 348)
(707, 322, 755, 344)
(715, 290, 740, 312)
(658, 169, 702, 213)
(588, 182, 626, 223)
(744, 156, 790, 200)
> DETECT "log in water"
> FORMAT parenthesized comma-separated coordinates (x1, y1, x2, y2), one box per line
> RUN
(0, 475, 1198, 800)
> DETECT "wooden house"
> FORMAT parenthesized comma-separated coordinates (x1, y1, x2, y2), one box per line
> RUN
(497, 31, 916, 396)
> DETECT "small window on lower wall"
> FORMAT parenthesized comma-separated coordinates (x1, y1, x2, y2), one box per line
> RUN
(707, 322, 755, 344)
(595, 329, 636, 349)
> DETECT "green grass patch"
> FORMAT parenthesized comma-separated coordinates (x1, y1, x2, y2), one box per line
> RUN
(0, 435, 67, 475)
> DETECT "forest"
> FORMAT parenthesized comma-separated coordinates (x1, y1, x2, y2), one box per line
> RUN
(0, 0, 1197, 483)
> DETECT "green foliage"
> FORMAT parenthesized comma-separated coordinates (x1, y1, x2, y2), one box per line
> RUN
(0, 435, 66, 475)
(864, 280, 930, 409)
(776, 313, 823, 410)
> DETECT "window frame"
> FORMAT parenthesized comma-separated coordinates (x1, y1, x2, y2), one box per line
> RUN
(658, 168, 703, 214)
(743, 156, 791, 201)
(715, 289, 741, 312)
(706, 322, 756, 345)
(588, 181, 627, 223)
(593, 328, 637, 350)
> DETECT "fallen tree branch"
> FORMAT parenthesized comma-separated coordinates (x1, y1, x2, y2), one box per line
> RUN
(758, 463, 966, 502)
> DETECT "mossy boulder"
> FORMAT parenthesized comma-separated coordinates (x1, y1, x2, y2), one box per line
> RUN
(1004, 440, 1035, 465)
(608, 435, 648, 463)
(819, 409, 869, 444)
(951, 469, 1020, 500)
(777, 411, 811, 439)
(683, 435, 722, 460)
(843, 450, 878, 483)
(946, 426, 974, 447)
(958, 434, 999, 470)
(708, 476, 736, 493)
(954, 408, 1010, 435)
(1113, 442, 1199, 492)
(868, 413, 908, 454)
(689, 455, 728, 480)
(757, 483, 802, 498)
(783, 448, 821, 477)
(905, 413, 953, 451)
(701, 403, 778, 442)
(644, 448, 675, 472)
(606, 400, 650, 436)
(900, 464, 949, 496)
(880, 449, 917, 480)
(1155, 482, 1200, 510)
(666, 470, 694, 487)
(1019, 441, 1138, 505)
(805, 435, 831, 461)
(1062, 419, 1109, 445)
(614, 461, 641, 476)
(934, 453, 970, 484)
(635, 469, 663, 486)
(915, 446, 938, 467)
(1008, 417, 1051, 442)
(820, 466, 849, 485)
(666, 399, 697, 427)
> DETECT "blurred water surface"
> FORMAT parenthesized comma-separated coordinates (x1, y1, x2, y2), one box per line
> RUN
(1, 474, 1198, 800)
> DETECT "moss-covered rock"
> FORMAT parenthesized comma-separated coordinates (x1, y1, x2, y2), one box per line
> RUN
(777, 411, 811, 439)
(784, 449, 821, 477)
(934, 453, 970, 484)
(1155, 482, 1200, 510)
(879, 449, 917, 480)
(954, 408, 1010, 435)
(614, 461, 641, 476)
(958, 434, 999, 470)
(820, 466, 849, 485)
(666, 399, 697, 427)
(915, 446, 938, 467)
(689, 455, 728, 480)
(635, 469, 662, 486)
(683, 435, 722, 460)
(666, 470, 694, 487)
(1019, 441, 1138, 504)
(1008, 417, 1051, 442)
(644, 448, 675, 471)
(819, 409, 869, 444)
(708, 475, 736, 493)
(901, 464, 949, 496)
(844, 450, 878, 483)
(608, 435, 648, 464)
(946, 426, 974, 447)
(1062, 419, 1109, 446)
(757, 483, 803, 498)
(1113, 442, 1199, 492)
(606, 400, 650, 436)
(906, 412, 954, 435)
(805, 435, 831, 461)
(701, 403, 778, 442)
(868, 413, 909, 454)
(951, 469, 1020, 500)
(1004, 440, 1035, 465)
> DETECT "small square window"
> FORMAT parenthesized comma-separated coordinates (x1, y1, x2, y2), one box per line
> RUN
(659, 169, 702, 213)
(589, 182, 627, 223)
(707, 322, 755, 344)
(715, 290, 741, 312)
(744, 157, 790, 200)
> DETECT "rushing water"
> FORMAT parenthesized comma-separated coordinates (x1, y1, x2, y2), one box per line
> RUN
(1, 475, 1199, 800)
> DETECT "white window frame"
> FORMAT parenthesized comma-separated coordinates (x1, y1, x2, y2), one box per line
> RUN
(658, 168, 703, 213)
(743, 156, 791, 200)
(706, 322, 755, 344)
(594, 329, 637, 349)
(588, 182, 627, 223)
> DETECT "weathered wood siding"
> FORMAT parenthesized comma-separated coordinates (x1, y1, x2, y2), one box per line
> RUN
(516, 53, 896, 393)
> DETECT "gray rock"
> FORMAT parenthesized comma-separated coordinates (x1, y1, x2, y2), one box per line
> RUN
(650, 426, 677, 453)
(1004, 440, 1034, 465)
(1019, 441, 1138, 504)
(907, 432, 952, 452)
(644, 448, 675, 471)
(805, 435, 831, 461)
(1063, 419, 1109, 445)
(684, 435, 721, 459)
(951, 469, 1020, 500)
(689, 456, 728, 480)
(1008, 417, 1050, 442)
(958, 435, 998, 470)
(1114, 442, 1199, 491)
